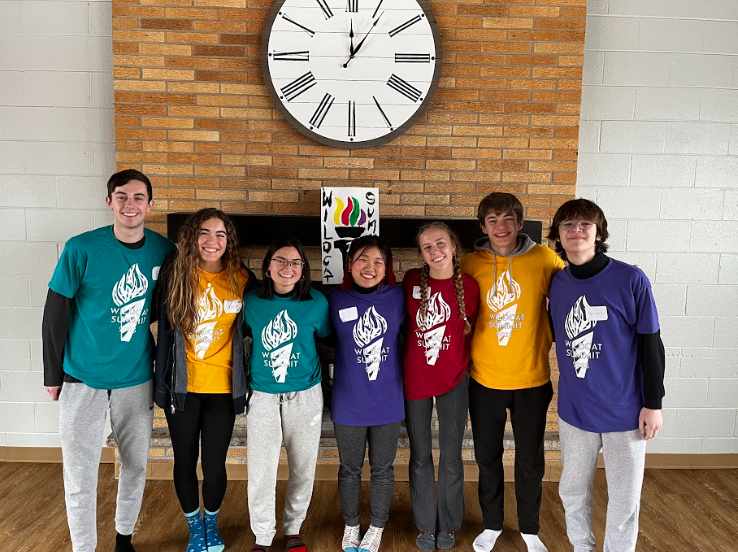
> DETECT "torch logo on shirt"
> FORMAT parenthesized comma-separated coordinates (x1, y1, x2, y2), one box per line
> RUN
(486, 271, 523, 346)
(261, 310, 298, 383)
(565, 295, 604, 378)
(111, 264, 149, 342)
(416, 292, 451, 366)
(191, 284, 224, 359)
(353, 306, 388, 381)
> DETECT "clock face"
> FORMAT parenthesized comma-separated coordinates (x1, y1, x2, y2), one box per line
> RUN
(262, 0, 442, 149)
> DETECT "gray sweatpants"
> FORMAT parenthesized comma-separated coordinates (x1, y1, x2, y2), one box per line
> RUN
(59, 380, 154, 552)
(558, 417, 647, 552)
(246, 384, 323, 546)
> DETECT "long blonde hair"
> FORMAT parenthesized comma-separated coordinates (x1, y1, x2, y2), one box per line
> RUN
(416, 222, 471, 336)
(167, 209, 244, 335)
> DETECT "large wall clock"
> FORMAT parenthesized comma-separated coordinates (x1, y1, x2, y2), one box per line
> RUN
(261, 0, 442, 149)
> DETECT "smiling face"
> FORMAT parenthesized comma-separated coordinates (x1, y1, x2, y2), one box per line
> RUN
(350, 246, 387, 288)
(557, 219, 599, 264)
(106, 180, 153, 235)
(481, 210, 523, 256)
(418, 228, 456, 279)
(197, 217, 227, 272)
(269, 246, 303, 294)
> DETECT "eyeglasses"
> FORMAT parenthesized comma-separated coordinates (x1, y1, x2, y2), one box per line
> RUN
(270, 257, 304, 269)
(560, 220, 595, 232)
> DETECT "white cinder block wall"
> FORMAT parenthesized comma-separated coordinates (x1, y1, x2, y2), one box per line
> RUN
(0, 1, 736, 454)
(0, 0, 115, 447)
(580, 0, 738, 453)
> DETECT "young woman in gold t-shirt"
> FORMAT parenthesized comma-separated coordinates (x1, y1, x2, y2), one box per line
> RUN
(154, 209, 255, 552)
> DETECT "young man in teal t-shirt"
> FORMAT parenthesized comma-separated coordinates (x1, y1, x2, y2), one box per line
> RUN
(42, 169, 175, 552)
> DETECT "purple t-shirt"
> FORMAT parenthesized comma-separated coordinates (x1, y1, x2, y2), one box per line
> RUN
(550, 259, 660, 433)
(328, 285, 406, 426)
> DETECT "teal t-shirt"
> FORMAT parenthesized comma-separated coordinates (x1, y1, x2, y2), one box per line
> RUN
(243, 287, 330, 394)
(49, 226, 176, 389)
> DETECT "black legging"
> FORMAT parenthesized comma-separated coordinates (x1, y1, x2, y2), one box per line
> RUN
(165, 393, 236, 513)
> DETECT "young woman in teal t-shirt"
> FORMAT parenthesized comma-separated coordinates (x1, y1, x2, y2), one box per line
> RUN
(242, 237, 330, 552)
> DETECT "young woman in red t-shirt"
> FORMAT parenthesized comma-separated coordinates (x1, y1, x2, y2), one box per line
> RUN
(402, 222, 479, 552)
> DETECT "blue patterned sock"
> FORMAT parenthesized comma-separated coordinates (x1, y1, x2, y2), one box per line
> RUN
(204, 508, 225, 552)
(184, 509, 207, 552)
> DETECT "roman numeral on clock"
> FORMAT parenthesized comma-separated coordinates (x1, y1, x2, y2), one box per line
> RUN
(309, 93, 335, 129)
(387, 74, 422, 102)
(373, 96, 392, 129)
(281, 72, 317, 101)
(281, 13, 316, 36)
(348, 100, 356, 137)
(346, 0, 358, 12)
(316, 0, 334, 19)
(389, 15, 422, 37)
(395, 53, 431, 63)
(273, 50, 310, 62)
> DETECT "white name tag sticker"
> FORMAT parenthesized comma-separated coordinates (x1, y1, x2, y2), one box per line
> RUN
(152, 266, 160, 281)
(585, 305, 608, 321)
(412, 286, 424, 300)
(224, 300, 242, 313)
(339, 306, 358, 322)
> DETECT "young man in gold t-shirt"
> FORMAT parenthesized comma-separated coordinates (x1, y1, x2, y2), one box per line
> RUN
(461, 193, 564, 552)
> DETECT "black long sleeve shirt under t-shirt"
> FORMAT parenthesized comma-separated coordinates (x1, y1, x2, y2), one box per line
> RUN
(551, 253, 666, 410)
(42, 235, 147, 387)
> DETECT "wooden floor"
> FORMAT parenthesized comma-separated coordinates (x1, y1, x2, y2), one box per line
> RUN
(2, 463, 737, 552)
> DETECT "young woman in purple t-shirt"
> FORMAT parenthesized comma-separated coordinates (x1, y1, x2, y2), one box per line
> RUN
(328, 236, 405, 552)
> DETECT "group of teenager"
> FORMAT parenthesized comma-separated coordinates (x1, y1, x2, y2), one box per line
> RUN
(43, 169, 665, 552)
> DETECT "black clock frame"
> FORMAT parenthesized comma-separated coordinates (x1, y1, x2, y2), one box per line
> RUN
(260, 0, 443, 149)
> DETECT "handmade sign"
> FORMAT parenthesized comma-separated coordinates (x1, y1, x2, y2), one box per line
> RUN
(321, 187, 379, 284)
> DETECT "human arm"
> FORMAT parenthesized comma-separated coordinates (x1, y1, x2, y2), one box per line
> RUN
(638, 330, 665, 440)
(42, 289, 71, 400)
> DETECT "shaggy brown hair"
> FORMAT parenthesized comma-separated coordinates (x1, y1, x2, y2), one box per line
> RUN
(547, 198, 609, 261)
(476, 192, 524, 224)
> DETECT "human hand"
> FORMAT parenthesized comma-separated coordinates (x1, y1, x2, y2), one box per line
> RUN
(639, 407, 663, 440)
(46, 385, 63, 401)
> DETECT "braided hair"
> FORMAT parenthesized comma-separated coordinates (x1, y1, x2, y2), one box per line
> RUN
(416, 222, 471, 336)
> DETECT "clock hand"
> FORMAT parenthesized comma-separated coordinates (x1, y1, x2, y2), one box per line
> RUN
(353, 11, 383, 56)
(343, 12, 383, 68)
(349, 19, 355, 56)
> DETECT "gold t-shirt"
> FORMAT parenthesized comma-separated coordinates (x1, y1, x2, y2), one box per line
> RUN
(185, 267, 248, 393)
(461, 245, 564, 390)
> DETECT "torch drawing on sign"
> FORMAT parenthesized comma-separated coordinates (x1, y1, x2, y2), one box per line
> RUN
(417, 292, 451, 366)
(112, 264, 149, 342)
(486, 270, 521, 346)
(193, 284, 223, 359)
(262, 310, 298, 383)
(353, 306, 388, 381)
(565, 295, 598, 378)
(334, 196, 368, 269)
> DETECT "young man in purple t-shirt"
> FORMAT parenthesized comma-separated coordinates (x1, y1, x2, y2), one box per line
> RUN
(547, 199, 665, 552)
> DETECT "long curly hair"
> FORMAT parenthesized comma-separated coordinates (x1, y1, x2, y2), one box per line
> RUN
(416, 222, 472, 336)
(167, 208, 244, 335)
